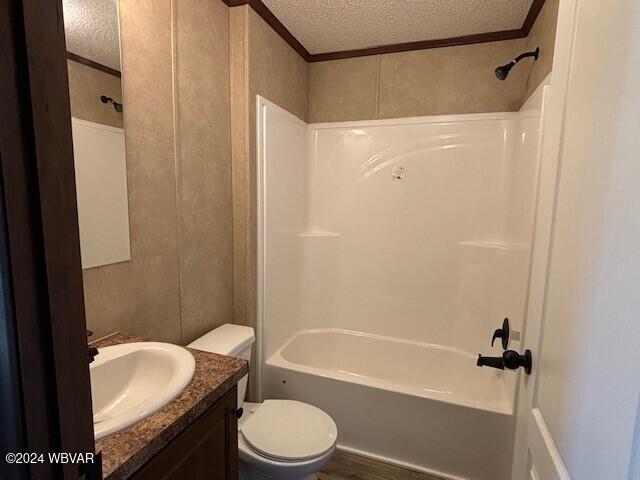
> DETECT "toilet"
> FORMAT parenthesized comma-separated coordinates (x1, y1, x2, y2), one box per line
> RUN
(188, 324, 337, 480)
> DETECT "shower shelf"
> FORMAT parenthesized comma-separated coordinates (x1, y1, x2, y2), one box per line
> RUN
(298, 231, 340, 238)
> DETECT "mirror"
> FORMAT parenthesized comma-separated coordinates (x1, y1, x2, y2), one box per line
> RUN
(62, 0, 131, 269)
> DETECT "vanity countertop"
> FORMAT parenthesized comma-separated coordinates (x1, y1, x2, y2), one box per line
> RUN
(93, 333, 247, 479)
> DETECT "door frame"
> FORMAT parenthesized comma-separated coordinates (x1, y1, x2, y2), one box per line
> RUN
(0, 1, 97, 478)
(511, 0, 578, 477)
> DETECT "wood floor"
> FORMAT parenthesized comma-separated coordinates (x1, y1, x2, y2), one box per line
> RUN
(318, 451, 443, 480)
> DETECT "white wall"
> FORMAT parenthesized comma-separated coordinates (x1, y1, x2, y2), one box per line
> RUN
(533, 1, 640, 477)
(257, 98, 308, 370)
(303, 113, 535, 358)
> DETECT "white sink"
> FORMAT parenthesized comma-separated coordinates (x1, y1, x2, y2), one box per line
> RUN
(90, 342, 195, 440)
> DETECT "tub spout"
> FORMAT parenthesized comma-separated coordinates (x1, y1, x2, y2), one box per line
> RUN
(476, 354, 504, 370)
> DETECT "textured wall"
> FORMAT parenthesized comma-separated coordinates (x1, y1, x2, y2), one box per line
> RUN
(83, 0, 233, 344)
(248, 9, 308, 122)
(230, 6, 250, 349)
(309, 39, 534, 123)
(230, 5, 308, 398)
(378, 39, 531, 118)
(523, 0, 560, 100)
(83, 0, 180, 342)
(174, 0, 233, 344)
(67, 60, 123, 128)
(308, 5, 559, 123)
(307, 56, 379, 122)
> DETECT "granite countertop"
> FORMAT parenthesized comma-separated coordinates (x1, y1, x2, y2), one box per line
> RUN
(93, 333, 248, 479)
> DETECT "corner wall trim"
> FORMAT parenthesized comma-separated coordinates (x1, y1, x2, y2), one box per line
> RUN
(66, 51, 122, 78)
(223, 0, 311, 60)
(223, 0, 547, 63)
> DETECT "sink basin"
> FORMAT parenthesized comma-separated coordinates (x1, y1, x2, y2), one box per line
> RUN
(90, 342, 195, 440)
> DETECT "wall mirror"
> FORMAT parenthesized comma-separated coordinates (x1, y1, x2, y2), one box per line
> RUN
(62, 0, 131, 269)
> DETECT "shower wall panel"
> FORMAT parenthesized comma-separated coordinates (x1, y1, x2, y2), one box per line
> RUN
(258, 92, 544, 379)
(303, 114, 522, 355)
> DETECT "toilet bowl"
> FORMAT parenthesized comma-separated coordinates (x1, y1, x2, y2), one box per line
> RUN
(188, 324, 337, 480)
(238, 402, 336, 480)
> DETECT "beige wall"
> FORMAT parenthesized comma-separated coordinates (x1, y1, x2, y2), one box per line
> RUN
(308, 4, 560, 123)
(174, 0, 234, 344)
(307, 56, 379, 122)
(67, 60, 124, 128)
(83, 0, 180, 342)
(230, 5, 308, 398)
(247, 9, 308, 122)
(523, 0, 560, 100)
(378, 39, 531, 119)
(83, 0, 233, 344)
(308, 39, 531, 122)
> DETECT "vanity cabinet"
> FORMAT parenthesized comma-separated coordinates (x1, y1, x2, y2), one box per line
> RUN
(131, 386, 238, 480)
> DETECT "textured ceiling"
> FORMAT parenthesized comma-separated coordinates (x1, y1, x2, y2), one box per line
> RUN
(262, 0, 534, 54)
(63, 0, 121, 70)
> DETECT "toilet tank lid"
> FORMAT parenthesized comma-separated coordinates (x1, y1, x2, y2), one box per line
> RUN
(188, 324, 255, 356)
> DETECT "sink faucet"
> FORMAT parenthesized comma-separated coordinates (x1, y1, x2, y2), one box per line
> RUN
(88, 330, 99, 363)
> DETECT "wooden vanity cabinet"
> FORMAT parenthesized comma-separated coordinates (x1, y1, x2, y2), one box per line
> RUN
(131, 386, 239, 480)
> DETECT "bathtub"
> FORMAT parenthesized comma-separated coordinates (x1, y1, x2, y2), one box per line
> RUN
(263, 329, 515, 480)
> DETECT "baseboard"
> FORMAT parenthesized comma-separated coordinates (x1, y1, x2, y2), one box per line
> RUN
(335, 444, 469, 480)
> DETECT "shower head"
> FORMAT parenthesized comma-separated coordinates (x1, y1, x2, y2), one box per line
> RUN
(495, 62, 515, 81)
(495, 47, 540, 80)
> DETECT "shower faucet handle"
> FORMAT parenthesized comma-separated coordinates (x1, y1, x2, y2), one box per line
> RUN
(491, 318, 510, 349)
(477, 349, 533, 375)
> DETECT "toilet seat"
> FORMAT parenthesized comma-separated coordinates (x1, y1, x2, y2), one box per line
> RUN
(240, 400, 337, 462)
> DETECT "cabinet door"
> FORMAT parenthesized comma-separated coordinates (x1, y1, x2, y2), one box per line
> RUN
(132, 386, 238, 480)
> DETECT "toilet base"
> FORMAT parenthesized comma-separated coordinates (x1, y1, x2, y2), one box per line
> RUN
(239, 461, 317, 480)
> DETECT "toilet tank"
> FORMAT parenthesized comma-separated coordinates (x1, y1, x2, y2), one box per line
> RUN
(188, 324, 255, 407)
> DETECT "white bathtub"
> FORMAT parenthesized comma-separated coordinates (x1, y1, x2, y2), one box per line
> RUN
(264, 329, 515, 480)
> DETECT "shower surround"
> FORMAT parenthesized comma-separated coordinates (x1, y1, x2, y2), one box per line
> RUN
(257, 83, 546, 479)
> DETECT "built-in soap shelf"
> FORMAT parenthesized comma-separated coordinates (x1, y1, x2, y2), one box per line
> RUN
(458, 240, 528, 251)
(298, 231, 340, 238)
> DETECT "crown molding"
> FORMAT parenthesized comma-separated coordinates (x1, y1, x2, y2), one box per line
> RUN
(223, 0, 547, 63)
